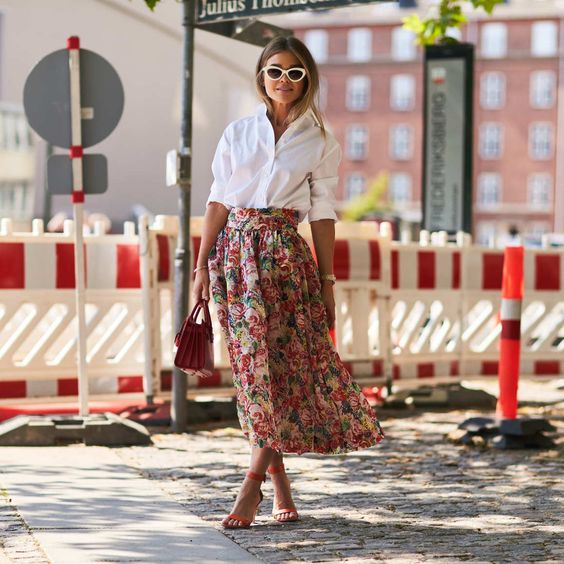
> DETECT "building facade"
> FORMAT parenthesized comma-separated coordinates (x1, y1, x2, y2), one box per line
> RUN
(272, 0, 564, 244)
(0, 103, 35, 228)
(0, 0, 262, 229)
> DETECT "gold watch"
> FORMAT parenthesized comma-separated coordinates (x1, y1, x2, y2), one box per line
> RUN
(320, 273, 337, 285)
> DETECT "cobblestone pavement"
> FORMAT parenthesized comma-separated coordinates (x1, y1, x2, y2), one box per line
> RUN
(0, 489, 48, 564)
(117, 402, 564, 564)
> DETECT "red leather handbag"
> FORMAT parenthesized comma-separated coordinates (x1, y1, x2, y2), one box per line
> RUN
(173, 299, 214, 378)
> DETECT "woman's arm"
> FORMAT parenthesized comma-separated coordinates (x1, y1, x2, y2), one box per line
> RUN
(193, 202, 229, 301)
(310, 218, 336, 329)
(196, 202, 230, 267)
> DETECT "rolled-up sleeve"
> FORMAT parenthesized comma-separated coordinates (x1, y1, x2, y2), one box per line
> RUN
(206, 125, 233, 209)
(308, 132, 342, 223)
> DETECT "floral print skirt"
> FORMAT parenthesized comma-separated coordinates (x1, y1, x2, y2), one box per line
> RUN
(208, 207, 385, 455)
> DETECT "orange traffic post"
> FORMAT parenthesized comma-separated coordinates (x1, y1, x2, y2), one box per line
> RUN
(496, 246, 524, 420)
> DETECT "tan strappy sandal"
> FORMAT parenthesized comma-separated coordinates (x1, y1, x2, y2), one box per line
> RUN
(268, 463, 300, 523)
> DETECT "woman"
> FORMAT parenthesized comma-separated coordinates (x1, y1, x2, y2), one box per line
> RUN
(193, 36, 385, 530)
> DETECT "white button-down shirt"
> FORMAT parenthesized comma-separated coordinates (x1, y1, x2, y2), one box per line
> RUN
(206, 102, 342, 223)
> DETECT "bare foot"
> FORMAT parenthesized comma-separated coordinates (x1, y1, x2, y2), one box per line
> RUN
(222, 477, 263, 528)
(270, 470, 298, 522)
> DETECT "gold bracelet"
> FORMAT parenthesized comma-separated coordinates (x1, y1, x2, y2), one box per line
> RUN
(193, 265, 209, 273)
(320, 273, 337, 285)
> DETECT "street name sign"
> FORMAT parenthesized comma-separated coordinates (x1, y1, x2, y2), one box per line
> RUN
(197, 0, 386, 23)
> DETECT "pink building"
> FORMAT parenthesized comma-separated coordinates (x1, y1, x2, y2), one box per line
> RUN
(274, 0, 564, 243)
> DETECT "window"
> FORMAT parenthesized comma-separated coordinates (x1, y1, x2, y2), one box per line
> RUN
(529, 123, 553, 160)
(345, 173, 366, 200)
(530, 71, 556, 109)
(389, 125, 413, 160)
(476, 222, 497, 246)
(528, 174, 552, 208)
(481, 23, 507, 59)
(390, 74, 415, 111)
(528, 222, 550, 238)
(348, 28, 372, 62)
(318, 76, 328, 112)
(479, 123, 503, 159)
(346, 125, 369, 160)
(531, 21, 558, 57)
(391, 27, 416, 61)
(304, 30, 328, 63)
(480, 72, 505, 109)
(346, 76, 371, 111)
(389, 173, 412, 204)
(3, 114, 16, 151)
(16, 117, 31, 151)
(477, 173, 502, 208)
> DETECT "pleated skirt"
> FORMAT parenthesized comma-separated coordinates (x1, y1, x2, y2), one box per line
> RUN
(208, 207, 385, 454)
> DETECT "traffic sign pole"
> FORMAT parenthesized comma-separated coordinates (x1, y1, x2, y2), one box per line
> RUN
(67, 36, 89, 417)
(170, 0, 196, 433)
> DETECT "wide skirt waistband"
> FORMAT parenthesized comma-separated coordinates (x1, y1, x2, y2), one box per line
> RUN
(226, 207, 299, 231)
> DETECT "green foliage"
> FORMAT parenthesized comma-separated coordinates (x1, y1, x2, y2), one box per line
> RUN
(143, 0, 162, 10)
(403, 0, 504, 46)
(342, 172, 391, 222)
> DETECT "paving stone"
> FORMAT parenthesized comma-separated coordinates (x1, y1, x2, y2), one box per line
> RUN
(113, 400, 563, 563)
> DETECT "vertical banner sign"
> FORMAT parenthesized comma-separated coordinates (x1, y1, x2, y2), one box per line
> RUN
(422, 43, 474, 234)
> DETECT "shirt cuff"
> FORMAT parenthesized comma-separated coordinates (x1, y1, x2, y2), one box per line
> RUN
(308, 204, 338, 223)
(206, 198, 232, 212)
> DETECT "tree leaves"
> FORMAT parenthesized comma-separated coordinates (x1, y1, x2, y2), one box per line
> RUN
(143, 0, 162, 10)
(403, 0, 503, 46)
(341, 172, 391, 222)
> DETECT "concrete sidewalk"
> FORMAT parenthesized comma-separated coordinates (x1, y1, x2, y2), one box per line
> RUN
(0, 446, 259, 563)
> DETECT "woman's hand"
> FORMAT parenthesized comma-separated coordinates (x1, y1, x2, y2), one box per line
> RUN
(321, 281, 336, 329)
(192, 269, 210, 302)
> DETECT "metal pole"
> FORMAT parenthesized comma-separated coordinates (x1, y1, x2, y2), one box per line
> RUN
(67, 36, 89, 417)
(171, 0, 195, 432)
(43, 143, 53, 225)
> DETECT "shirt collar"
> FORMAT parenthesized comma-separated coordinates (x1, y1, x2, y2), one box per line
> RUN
(255, 102, 316, 129)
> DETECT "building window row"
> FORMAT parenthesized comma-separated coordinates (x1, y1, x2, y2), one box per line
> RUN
(477, 172, 552, 209)
(481, 20, 558, 59)
(346, 124, 414, 161)
(0, 181, 30, 219)
(0, 113, 33, 152)
(344, 73, 415, 112)
(479, 122, 553, 160)
(306, 19, 558, 64)
(345, 172, 412, 204)
(480, 70, 556, 110)
(304, 26, 417, 64)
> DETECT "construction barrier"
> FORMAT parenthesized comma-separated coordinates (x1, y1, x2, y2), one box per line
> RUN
(0, 215, 563, 404)
(496, 246, 524, 420)
(0, 217, 147, 403)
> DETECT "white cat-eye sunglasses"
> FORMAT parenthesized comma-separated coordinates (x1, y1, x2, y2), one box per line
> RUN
(260, 65, 307, 82)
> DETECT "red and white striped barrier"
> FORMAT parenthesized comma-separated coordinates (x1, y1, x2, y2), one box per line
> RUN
(0, 241, 141, 289)
(524, 250, 563, 291)
(1, 216, 563, 402)
(391, 247, 461, 291)
(0, 375, 145, 401)
(0, 217, 168, 404)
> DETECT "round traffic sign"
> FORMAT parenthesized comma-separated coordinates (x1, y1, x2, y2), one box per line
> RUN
(23, 48, 124, 148)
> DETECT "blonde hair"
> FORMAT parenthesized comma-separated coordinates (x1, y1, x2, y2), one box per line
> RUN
(255, 36, 326, 138)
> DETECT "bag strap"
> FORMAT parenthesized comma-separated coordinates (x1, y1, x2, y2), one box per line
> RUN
(201, 299, 213, 341)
